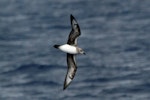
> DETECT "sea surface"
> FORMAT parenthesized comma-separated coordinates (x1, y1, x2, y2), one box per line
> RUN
(0, 0, 150, 100)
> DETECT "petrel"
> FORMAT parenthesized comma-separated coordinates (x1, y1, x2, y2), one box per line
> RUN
(54, 14, 85, 90)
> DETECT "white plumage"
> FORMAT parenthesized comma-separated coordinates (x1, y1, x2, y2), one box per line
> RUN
(59, 44, 78, 54)
(53, 15, 85, 90)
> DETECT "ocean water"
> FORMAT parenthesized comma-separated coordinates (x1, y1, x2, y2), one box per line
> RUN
(0, 0, 150, 100)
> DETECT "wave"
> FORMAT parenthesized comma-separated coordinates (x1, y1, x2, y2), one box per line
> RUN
(1, 63, 63, 75)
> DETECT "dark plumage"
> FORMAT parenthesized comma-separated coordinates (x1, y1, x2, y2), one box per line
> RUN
(53, 45, 60, 49)
(67, 14, 81, 45)
(53, 14, 85, 90)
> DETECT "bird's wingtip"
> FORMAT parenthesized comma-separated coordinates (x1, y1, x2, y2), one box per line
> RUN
(70, 14, 75, 20)
(70, 14, 73, 17)
(63, 82, 68, 90)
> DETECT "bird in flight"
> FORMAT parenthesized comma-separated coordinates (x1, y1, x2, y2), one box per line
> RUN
(54, 14, 85, 90)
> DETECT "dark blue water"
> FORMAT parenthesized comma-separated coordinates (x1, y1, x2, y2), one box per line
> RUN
(0, 0, 150, 100)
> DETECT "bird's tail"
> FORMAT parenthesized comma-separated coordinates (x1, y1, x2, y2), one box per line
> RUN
(53, 45, 60, 49)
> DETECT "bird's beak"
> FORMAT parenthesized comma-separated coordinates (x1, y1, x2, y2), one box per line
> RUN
(83, 52, 86, 55)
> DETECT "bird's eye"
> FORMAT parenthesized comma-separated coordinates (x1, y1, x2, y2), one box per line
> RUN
(80, 49, 83, 52)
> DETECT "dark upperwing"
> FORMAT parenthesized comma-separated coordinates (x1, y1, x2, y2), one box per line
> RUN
(67, 15, 81, 45)
(64, 53, 77, 90)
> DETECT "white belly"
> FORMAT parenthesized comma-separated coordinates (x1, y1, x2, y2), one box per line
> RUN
(59, 44, 78, 54)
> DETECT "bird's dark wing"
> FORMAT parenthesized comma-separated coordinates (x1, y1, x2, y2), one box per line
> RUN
(67, 15, 81, 45)
(64, 53, 77, 90)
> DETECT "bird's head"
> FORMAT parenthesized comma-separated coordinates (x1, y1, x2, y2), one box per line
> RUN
(78, 48, 86, 55)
